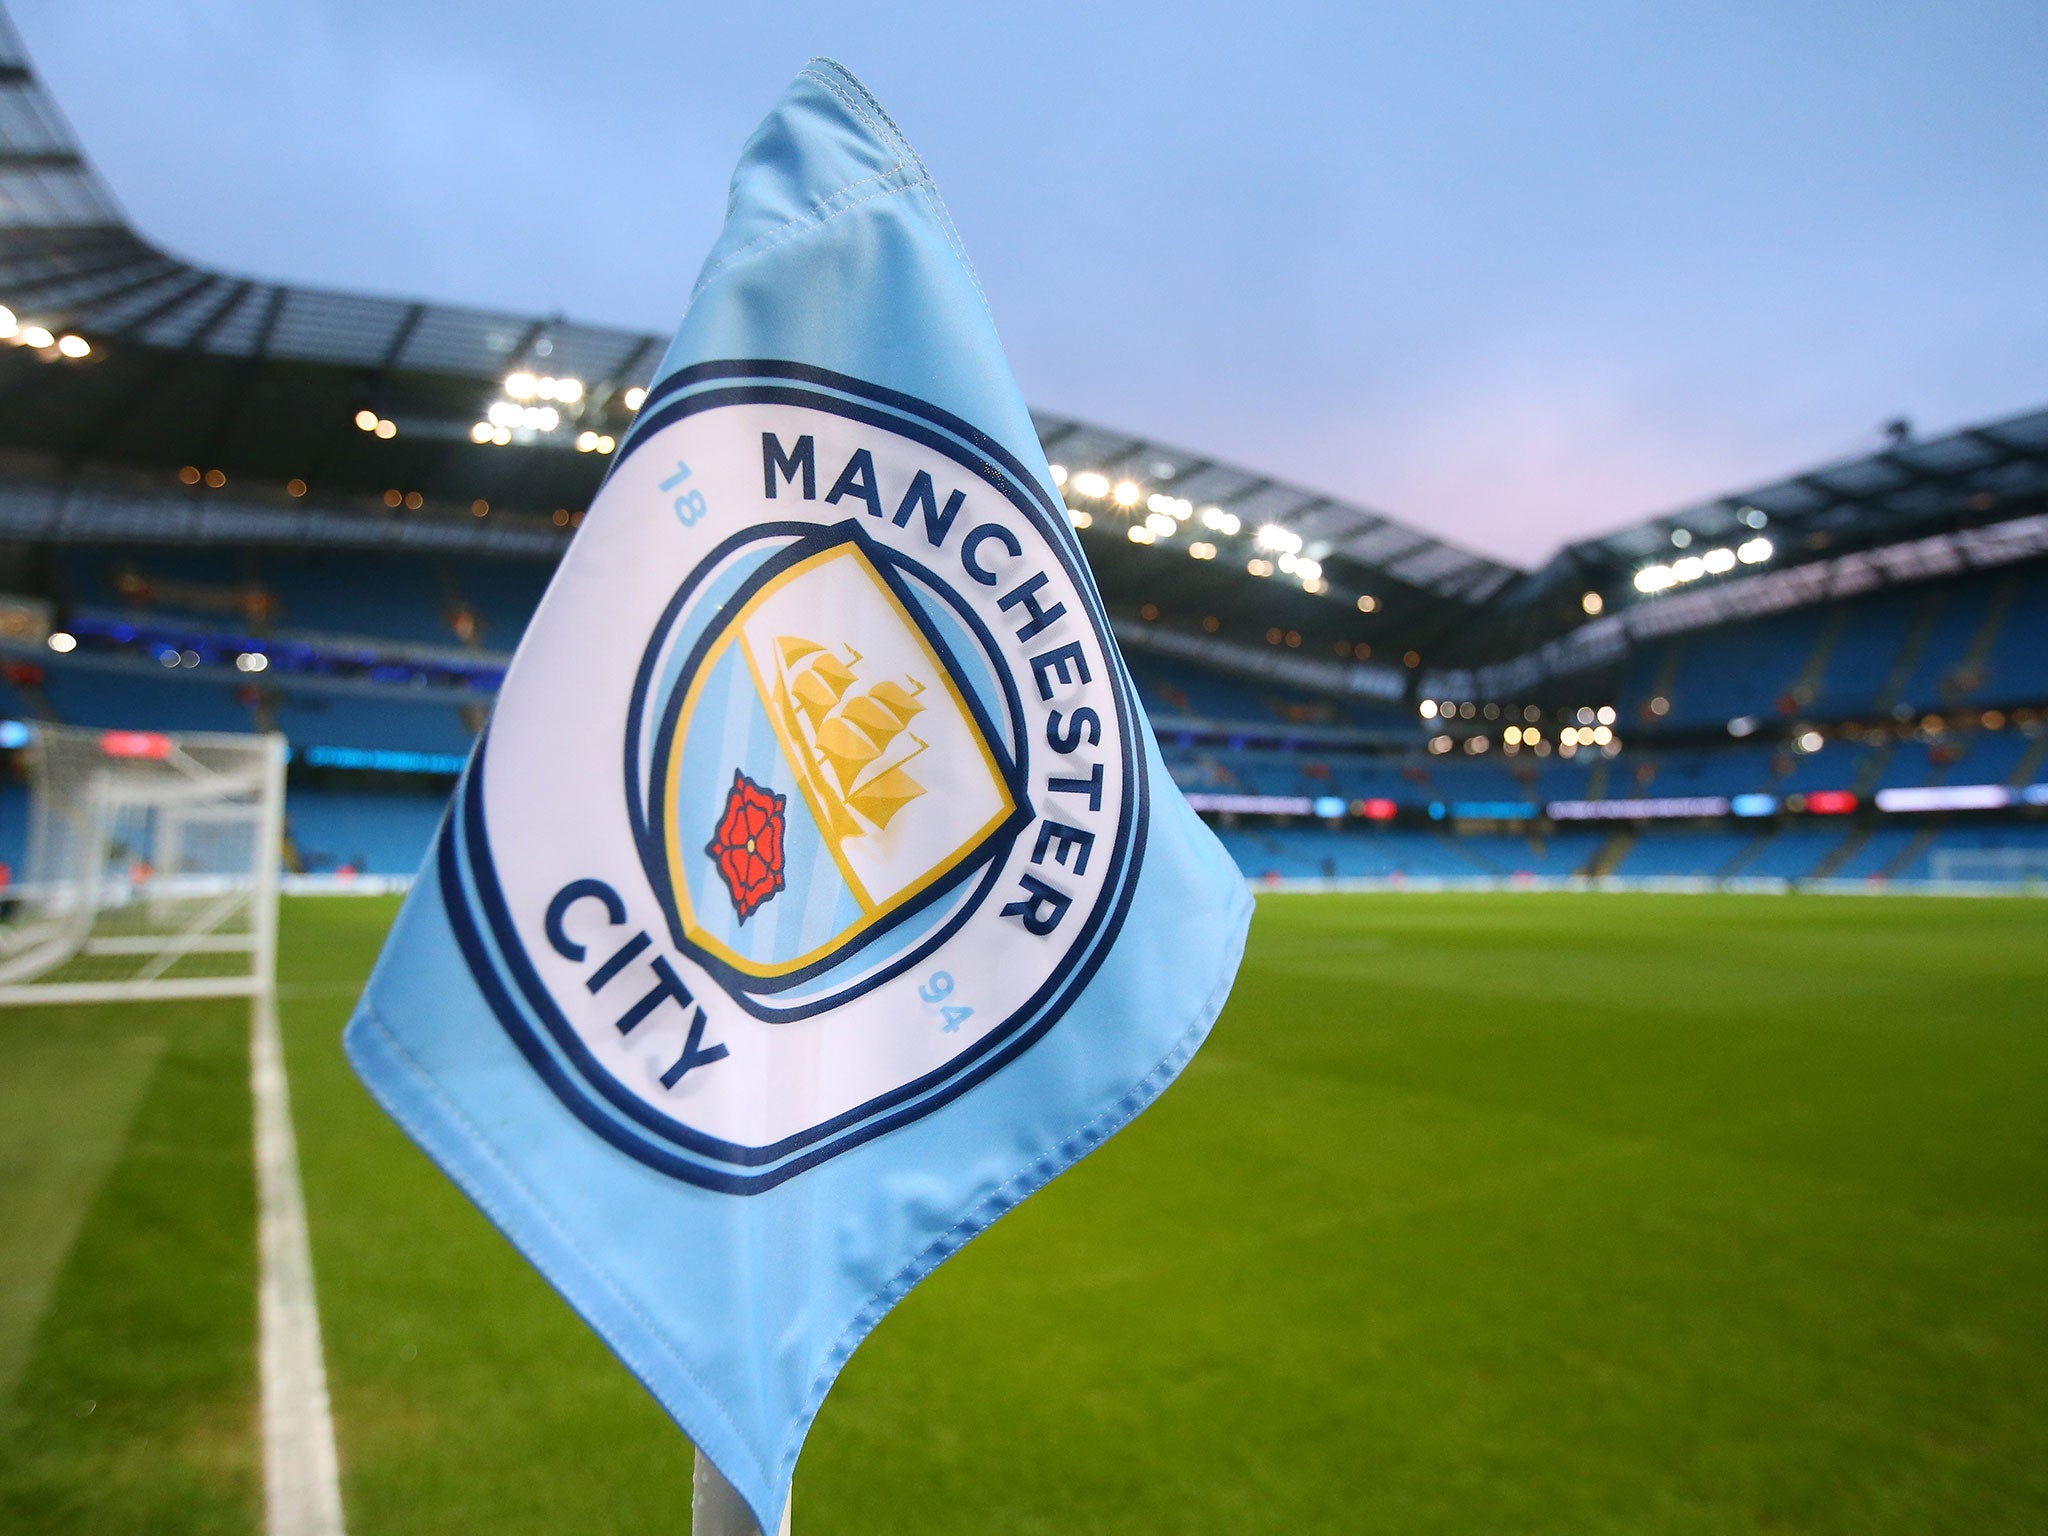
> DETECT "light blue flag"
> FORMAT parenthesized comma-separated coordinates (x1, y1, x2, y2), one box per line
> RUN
(345, 59, 1251, 1532)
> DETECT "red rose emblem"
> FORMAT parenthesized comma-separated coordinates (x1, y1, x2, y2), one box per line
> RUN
(706, 771, 786, 922)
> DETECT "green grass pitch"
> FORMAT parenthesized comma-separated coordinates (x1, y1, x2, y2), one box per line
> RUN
(2, 890, 2044, 1533)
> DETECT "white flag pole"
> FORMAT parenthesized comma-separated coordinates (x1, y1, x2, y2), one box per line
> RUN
(693, 1450, 790, 1536)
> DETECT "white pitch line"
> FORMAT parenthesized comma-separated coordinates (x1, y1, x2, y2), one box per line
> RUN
(253, 990, 348, 1536)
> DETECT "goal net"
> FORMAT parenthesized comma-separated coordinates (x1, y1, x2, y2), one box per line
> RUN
(1927, 846, 2048, 886)
(0, 724, 286, 1004)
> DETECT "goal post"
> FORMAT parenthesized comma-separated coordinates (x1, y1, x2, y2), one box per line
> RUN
(0, 724, 287, 1005)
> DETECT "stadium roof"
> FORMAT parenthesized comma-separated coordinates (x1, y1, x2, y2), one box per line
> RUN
(3, 3, 2044, 690)
(0, 5, 1513, 681)
(1517, 408, 2048, 608)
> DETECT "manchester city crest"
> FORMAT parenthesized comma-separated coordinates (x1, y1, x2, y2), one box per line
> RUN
(440, 364, 1146, 1191)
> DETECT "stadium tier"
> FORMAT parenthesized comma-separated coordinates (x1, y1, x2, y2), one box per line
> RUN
(1, 16, 2045, 890)
(1615, 562, 2048, 730)
(0, 540, 2043, 885)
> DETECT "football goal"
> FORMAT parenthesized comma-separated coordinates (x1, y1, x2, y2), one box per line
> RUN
(1927, 846, 2048, 887)
(0, 724, 286, 1004)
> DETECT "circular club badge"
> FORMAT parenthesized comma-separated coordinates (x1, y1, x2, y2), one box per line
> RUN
(441, 366, 1146, 1192)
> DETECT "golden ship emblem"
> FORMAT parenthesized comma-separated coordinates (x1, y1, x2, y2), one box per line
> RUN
(770, 636, 929, 838)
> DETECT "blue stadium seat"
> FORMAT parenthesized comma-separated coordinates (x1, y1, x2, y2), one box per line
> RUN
(1616, 830, 1752, 877)
(40, 667, 258, 734)
(1893, 579, 1997, 713)
(1974, 571, 2048, 706)
(1649, 608, 1828, 731)
(1811, 587, 1918, 719)
(260, 552, 459, 647)
(450, 561, 552, 652)
(288, 788, 447, 874)
(271, 689, 478, 755)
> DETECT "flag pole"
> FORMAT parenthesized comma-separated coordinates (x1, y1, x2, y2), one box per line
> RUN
(693, 1450, 789, 1536)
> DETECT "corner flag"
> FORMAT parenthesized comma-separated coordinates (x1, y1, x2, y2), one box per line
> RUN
(345, 59, 1251, 1532)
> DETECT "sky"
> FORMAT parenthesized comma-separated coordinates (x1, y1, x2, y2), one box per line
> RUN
(12, 0, 2046, 568)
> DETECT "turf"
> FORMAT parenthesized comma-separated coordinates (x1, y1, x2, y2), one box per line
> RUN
(0, 997, 259, 1535)
(4, 891, 2045, 1533)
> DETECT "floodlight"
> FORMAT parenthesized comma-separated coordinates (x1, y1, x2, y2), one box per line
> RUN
(623, 386, 648, 411)
(504, 372, 538, 399)
(55, 334, 89, 358)
(1112, 480, 1141, 507)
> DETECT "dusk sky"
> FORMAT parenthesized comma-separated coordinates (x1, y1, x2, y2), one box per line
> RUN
(14, 1, 2044, 567)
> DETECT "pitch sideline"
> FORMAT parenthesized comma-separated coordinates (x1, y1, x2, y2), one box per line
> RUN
(253, 991, 348, 1536)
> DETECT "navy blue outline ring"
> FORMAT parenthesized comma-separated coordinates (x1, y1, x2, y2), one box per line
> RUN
(435, 366, 1151, 1193)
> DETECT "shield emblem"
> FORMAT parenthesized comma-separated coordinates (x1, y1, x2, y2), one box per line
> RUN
(639, 533, 1024, 1007)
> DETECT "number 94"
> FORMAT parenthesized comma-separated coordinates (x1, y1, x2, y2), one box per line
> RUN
(919, 972, 974, 1032)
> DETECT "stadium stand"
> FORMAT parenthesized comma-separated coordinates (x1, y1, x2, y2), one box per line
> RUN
(287, 788, 446, 876)
(1, 11, 2044, 890)
(1617, 563, 2048, 730)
